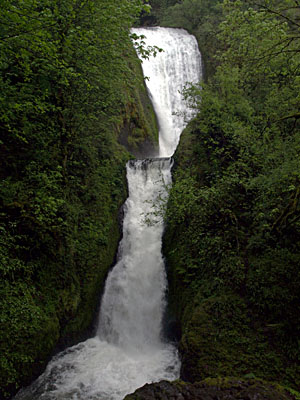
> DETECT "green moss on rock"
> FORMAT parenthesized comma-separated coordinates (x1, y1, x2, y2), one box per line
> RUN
(118, 49, 159, 158)
(125, 378, 297, 400)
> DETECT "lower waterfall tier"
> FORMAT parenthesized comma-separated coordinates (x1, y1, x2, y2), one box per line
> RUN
(14, 158, 180, 400)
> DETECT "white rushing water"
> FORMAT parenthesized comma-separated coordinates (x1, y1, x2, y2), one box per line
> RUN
(14, 27, 201, 400)
(132, 27, 202, 157)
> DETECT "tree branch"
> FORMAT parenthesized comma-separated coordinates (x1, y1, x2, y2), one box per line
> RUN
(253, 2, 300, 28)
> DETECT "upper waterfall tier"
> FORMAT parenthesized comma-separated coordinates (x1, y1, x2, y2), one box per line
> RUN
(132, 27, 202, 157)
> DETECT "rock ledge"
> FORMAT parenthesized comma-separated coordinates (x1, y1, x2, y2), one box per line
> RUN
(124, 378, 296, 400)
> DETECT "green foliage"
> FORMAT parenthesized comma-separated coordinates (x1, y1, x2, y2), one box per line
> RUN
(161, 0, 221, 31)
(0, 0, 158, 397)
(164, 0, 300, 390)
(153, 0, 224, 78)
(0, 281, 60, 394)
(146, 0, 179, 21)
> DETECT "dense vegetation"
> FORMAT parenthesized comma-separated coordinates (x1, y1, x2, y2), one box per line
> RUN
(1, 0, 300, 398)
(147, 0, 222, 77)
(0, 1, 158, 397)
(153, 0, 300, 393)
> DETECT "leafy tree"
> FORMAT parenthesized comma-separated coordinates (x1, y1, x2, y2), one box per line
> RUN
(164, 0, 300, 388)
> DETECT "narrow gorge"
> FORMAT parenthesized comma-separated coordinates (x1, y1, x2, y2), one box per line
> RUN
(2, 1, 300, 398)
(13, 28, 202, 400)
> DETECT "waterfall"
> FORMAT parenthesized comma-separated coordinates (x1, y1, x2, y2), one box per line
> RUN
(14, 28, 202, 400)
(132, 27, 202, 157)
(98, 158, 173, 353)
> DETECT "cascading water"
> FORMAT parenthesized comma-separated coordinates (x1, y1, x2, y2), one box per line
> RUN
(98, 159, 172, 353)
(132, 27, 202, 157)
(14, 27, 201, 400)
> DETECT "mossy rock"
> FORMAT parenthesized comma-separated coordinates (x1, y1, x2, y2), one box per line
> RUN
(124, 378, 297, 400)
(118, 48, 159, 158)
(173, 290, 299, 388)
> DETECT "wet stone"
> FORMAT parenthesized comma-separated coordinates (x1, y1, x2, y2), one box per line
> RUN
(124, 378, 296, 400)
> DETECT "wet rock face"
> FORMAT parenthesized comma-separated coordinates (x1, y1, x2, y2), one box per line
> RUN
(124, 378, 295, 400)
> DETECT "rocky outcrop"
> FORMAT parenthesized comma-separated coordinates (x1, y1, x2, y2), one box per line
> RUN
(118, 49, 159, 159)
(124, 378, 296, 400)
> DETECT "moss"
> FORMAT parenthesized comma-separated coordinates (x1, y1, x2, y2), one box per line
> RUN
(125, 377, 297, 400)
(287, 388, 300, 400)
(198, 377, 296, 399)
(118, 48, 159, 158)
(165, 247, 300, 387)
(124, 395, 142, 400)
(60, 202, 125, 344)
(0, 290, 60, 396)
